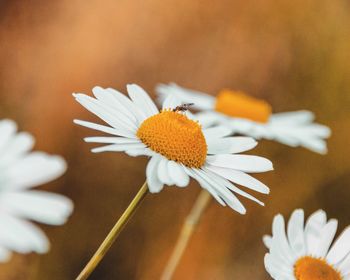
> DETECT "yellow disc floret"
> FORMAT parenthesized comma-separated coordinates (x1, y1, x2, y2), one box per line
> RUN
(137, 110, 207, 168)
(294, 256, 342, 280)
(214, 89, 272, 123)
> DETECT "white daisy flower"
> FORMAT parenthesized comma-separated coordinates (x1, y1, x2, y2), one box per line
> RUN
(0, 119, 74, 262)
(156, 83, 331, 154)
(263, 209, 350, 280)
(73, 84, 273, 214)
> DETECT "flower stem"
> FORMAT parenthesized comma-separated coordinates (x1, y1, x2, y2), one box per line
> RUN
(161, 189, 212, 280)
(76, 181, 149, 280)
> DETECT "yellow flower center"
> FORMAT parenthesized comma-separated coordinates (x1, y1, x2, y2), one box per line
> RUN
(214, 89, 272, 123)
(294, 256, 342, 280)
(136, 110, 207, 168)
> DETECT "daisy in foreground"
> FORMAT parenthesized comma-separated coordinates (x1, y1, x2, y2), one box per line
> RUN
(0, 119, 73, 262)
(73, 84, 273, 279)
(156, 83, 331, 154)
(263, 209, 350, 280)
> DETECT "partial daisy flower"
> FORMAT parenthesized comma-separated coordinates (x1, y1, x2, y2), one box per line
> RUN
(263, 209, 350, 280)
(73, 84, 273, 214)
(156, 83, 331, 154)
(0, 119, 73, 262)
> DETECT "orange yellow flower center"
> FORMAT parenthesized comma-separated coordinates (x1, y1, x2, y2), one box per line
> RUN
(214, 89, 272, 123)
(136, 110, 207, 168)
(294, 256, 342, 280)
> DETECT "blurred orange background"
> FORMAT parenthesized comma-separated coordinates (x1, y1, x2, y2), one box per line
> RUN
(0, 0, 349, 279)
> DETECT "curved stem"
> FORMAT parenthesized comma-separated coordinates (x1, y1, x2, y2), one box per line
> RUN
(161, 189, 212, 280)
(76, 181, 149, 280)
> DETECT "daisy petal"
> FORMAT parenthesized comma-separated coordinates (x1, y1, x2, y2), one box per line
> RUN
(270, 110, 315, 124)
(0, 246, 11, 262)
(0, 119, 17, 152)
(287, 209, 306, 257)
(162, 94, 182, 110)
(0, 214, 49, 254)
(167, 161, 190, 187)
(305, 209, 327, 256)
(146, 156, 164, 193)
(91, 143, 146, 153)
(202, 125, 232, 139)
(127, 84, 158, 118)
(157, 157, 173, 185)
(73, 119, 136, 138)
(73, 94, 136, 137)
(0, 132, 34, 167)
(207, 165, 269, 194)
(327, 226, 350, 265)
(92, 86, 139, 131)
(91, 86, 139, 125)
(263, 235, 272, 249)
(314, 219, 338, 258)
(1, 191, 73, 225)
(5, 153, 66, 189)
(156, 83, 215, 110)
(84, 137, 140, 144)
(207, 137, 257, 155)
(106, 87, 145, 124)
(207, 154, 273, 173)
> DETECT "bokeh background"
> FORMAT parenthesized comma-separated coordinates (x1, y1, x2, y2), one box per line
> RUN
(0, 0, 349, 279)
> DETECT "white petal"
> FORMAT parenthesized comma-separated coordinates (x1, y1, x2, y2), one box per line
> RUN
(74, 119, 136, 138)
(211, 171, 265, 206)
(203, 125, 232, 139)
(305, 209, 327, 255)
(125, 148, 154, 157)
(73, 93, 136, 138)
(313, 219, 338, 258)
(146, 156, 164, 193)
(207, 137, 257, 154)
(167, 161, 190, 187)
(127, 84, 159, 118)
(263, 235, 272, 249)
(6, 153, 66, 189)
(184, 167, 226, 207)
(0, 119, 17, 152)
(157, 157, 173, 185)
(287, 209, 306, 257)
(91, 143, 146, 153)
(155, 83, 215, 110)
(270, 110, 315, 124)
(207, 165, 269, 194)
(0, 246, 11, 262)
(91, 86, 138, 123)
(1, 191, 73, 225)
(271, 214, 296, 262)
(207, 154, 273, 173)
(337, 252, 350, 276)
(264, 253, 294, 280)
(84, 137, 140, 144)
(106, 87, 145, 124)
(0, 132, 34, 168)
(162, 94, 182, 110)
(327, 226, 350, 265)
(195, 111, 223, 128)
(300, 138, 328, 154)
(92, 86, 139, 131)
(195, 168, 246, 214)
(0, 214, 49, 254)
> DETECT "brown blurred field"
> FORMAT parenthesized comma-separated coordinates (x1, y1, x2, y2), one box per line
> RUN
(0, 0, 349, 279)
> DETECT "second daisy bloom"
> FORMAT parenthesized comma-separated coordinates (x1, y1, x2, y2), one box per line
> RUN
(74, 84, 273, 214)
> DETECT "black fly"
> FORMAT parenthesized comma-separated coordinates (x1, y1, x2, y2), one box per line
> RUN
(172, 103, 194, 112)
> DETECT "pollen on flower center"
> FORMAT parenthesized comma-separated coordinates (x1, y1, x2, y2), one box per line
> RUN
(294, 256, 342, 280)
(136, 110, 207, 168)
(214, 89, 272, 123)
